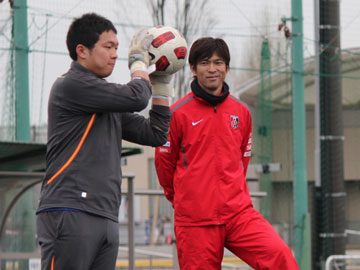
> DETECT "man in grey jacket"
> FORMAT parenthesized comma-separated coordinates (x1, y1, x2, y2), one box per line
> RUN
(36, 13, 172, 270)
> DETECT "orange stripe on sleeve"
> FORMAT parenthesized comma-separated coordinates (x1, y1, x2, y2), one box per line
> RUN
(47, 113, 96, 185)
(51, 256, 55, 270)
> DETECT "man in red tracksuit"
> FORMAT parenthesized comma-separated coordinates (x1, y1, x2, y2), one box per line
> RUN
(155, 37, 299, 270)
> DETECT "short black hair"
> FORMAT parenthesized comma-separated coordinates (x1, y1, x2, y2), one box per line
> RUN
(66, 13, 117, 61)
(188, 37, 230, 67)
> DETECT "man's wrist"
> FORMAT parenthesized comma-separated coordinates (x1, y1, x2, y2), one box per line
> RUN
(152, 95, 170, 100)
(131, 70, 150, 81)
(152, 97, 170, 106)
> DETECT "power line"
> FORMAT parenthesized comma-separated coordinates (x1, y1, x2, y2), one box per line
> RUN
(230, 65, 360, 80)
(229, 0, 263, 36)
(28, 0, 86, 48)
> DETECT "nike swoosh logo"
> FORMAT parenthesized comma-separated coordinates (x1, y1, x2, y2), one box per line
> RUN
(192, 119, 203, 126)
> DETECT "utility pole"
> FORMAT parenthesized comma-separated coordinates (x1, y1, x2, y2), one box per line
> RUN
(284, 0, 311, 268)
(314, 0, 346, 268)
(13, 3, 36, 270)
(257, 39, 273, 221)
(14, 0, 30, 142)
(313, 0, 322, 268)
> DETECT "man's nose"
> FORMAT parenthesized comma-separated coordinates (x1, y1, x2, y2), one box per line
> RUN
(208, 62, 217, 71)
(112, 49, 118, 59)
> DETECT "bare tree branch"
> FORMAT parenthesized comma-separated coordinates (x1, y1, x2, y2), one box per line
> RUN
(114, 0, 217, 100)
(172, 0, 217, 99)
(229, 7, 289, 90)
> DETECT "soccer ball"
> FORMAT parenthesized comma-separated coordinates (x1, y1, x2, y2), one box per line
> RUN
(148, 26, 188, 75)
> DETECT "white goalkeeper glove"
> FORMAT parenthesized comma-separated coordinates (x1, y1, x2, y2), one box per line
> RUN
(150, 74, 174, 98)
(128, 28, 153, 74)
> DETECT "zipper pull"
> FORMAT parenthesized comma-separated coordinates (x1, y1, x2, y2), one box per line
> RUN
(214, 106, 217, 113)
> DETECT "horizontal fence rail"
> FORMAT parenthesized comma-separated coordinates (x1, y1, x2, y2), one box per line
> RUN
(325, 255, 360, 270)
(0, 172, 263, 270)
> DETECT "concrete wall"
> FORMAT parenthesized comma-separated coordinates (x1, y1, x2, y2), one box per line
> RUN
(121, 142, 157, 221)
(271, 109, 360, 182)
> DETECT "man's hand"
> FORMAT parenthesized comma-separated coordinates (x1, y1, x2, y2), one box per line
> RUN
(128, 28, 153, 74)
(150, 74, 174, 98)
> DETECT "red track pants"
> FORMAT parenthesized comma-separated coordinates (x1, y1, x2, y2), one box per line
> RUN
(175, 207, 299, 270)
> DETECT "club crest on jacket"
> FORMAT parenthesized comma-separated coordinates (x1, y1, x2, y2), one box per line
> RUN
(230, 115, 239, 129)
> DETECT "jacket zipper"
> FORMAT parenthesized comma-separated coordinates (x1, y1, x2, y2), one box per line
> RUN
(213, 104, 221, 223)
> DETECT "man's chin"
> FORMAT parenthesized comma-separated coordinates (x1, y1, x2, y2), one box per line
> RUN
(98, 70, 113, 78)
(205, 86, 220, 93)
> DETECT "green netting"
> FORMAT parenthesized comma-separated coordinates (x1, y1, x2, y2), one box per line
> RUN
(254, 39, 273, 221)
(0, 1, 360, 269)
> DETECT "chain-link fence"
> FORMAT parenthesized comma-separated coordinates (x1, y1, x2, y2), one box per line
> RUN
(1, 1, 360, 269)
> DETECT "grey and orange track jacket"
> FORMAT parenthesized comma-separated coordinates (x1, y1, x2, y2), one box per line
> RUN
(37, 62, 170, 222)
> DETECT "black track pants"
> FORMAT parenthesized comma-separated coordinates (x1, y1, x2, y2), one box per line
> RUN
(36, 211, 119, 270)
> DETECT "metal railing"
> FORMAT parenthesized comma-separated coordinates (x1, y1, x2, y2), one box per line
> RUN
(0, 173, 265, 270)
(122, 173, 266, 270)
(325, 255, 360, 270)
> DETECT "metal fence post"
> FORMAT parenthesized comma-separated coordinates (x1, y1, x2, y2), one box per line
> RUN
(126, 174, 135, 270)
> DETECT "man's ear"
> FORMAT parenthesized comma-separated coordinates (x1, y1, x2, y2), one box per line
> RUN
(190, 64, 197, 76)
(226, 65, 230, 74)
(75, 44, 89, 60)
